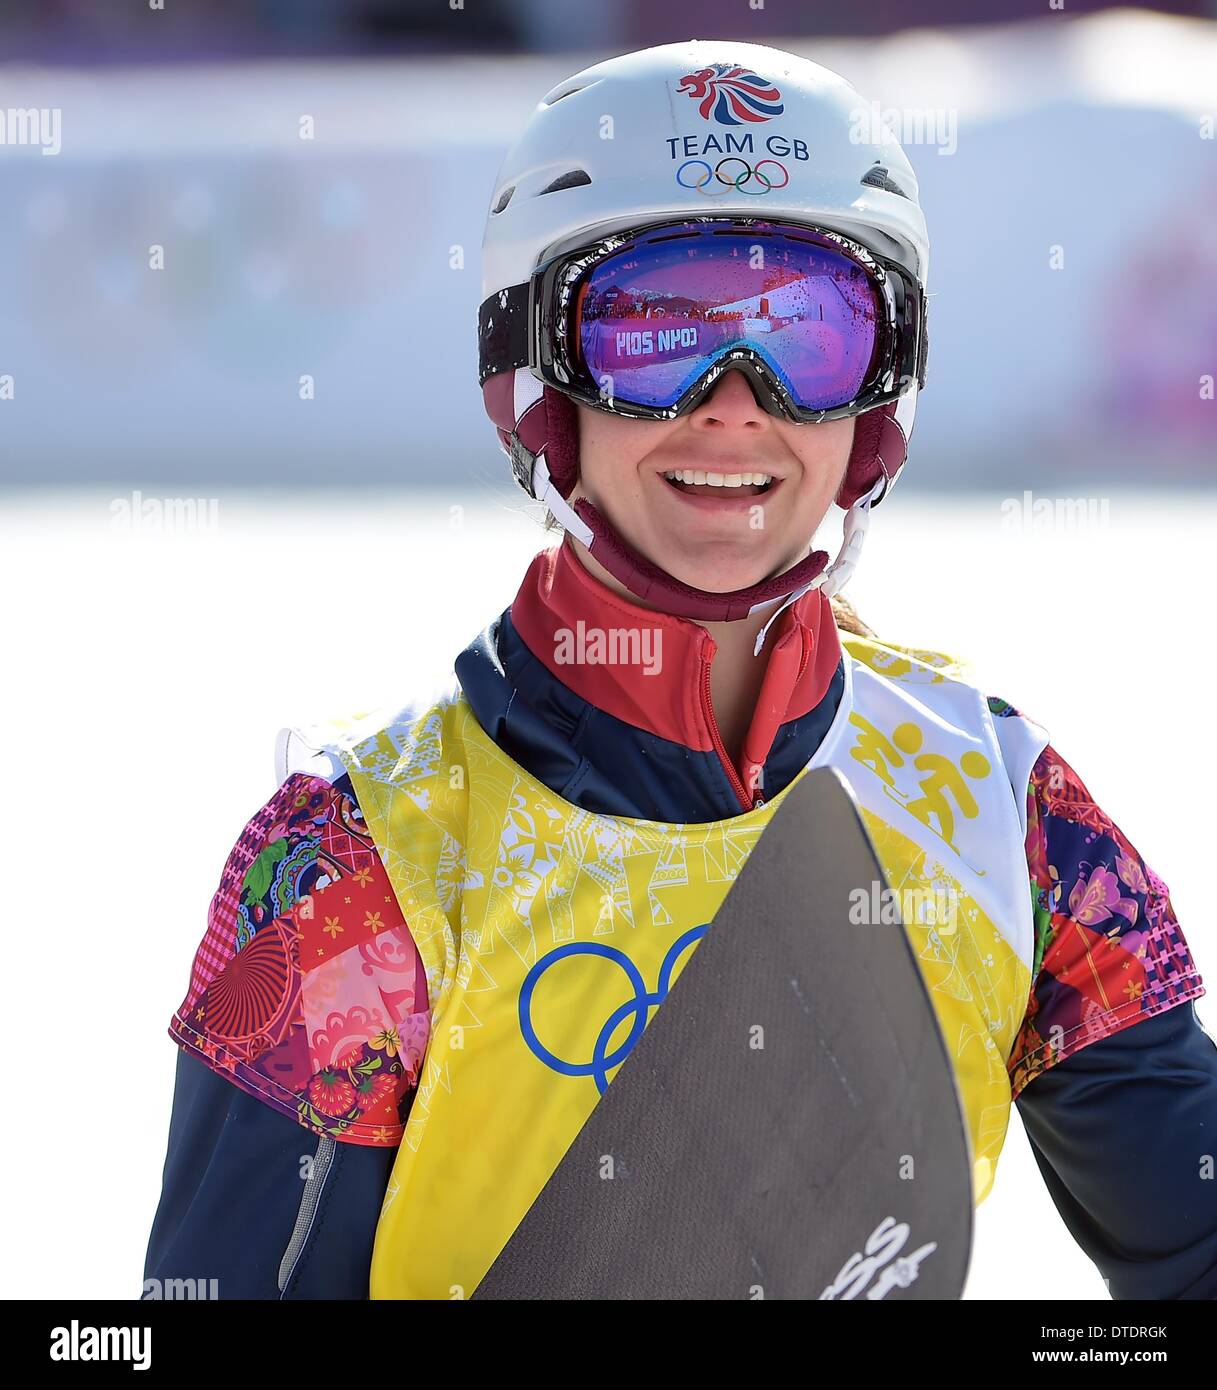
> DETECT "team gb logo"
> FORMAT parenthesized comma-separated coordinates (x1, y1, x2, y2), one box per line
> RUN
(677, 64, 784, 125)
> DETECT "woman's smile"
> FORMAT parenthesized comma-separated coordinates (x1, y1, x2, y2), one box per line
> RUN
(656, 467, 784, 511)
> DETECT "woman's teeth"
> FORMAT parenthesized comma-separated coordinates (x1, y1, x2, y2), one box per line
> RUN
(663, 469, 773, 488)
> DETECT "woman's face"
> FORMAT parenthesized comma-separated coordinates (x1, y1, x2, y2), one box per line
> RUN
(570, 368, 855, 596)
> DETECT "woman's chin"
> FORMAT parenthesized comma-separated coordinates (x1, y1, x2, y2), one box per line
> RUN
(571, 523, 807, 602)
(654, 549, 792, 595)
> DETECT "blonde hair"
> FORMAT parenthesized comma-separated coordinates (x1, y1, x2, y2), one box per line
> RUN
(540, 508, 876, 638)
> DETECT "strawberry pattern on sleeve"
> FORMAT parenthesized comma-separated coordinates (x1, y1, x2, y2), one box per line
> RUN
(169, 771, 431, 1146)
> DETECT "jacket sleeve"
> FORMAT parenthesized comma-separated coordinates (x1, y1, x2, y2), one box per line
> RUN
(144, 754, 431, 1299)
(1016, 1003, 1217, 1300)
(1003, 732, 1217, 1299)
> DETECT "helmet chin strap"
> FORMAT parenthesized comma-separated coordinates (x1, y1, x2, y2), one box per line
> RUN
(530, 447, 884, 651)
(748, 475, 883, 656)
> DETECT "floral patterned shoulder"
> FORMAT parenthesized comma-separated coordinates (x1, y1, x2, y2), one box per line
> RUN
(987, 697, 1206, 1098)
(169, 771, 430, 1146)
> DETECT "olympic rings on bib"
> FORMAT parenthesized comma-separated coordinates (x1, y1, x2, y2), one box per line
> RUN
(518, 925, 708, 1094)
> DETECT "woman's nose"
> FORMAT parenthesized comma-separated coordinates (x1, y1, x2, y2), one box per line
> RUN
(688, 364, 769, 428)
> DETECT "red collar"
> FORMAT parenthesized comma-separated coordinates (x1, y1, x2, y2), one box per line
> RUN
(509, 539, 842, 808)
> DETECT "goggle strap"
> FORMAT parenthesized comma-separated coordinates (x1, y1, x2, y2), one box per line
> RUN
(478, 282, 531, 385)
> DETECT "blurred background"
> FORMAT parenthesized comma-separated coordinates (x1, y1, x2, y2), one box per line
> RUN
(1, 0, 1215, 487)
(1, 0, 1214, 1304)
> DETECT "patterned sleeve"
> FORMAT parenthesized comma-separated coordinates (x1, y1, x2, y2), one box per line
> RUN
(1001, 717, 1206, 1100)
(168, 769, 430, 1146)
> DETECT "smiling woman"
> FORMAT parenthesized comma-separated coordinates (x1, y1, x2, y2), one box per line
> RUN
(144, 36, 1217, 1303)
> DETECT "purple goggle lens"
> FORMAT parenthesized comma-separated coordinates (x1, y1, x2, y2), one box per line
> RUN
(573, 226, 883, 412)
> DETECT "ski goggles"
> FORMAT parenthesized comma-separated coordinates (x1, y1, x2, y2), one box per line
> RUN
(478, 216, 927, 423)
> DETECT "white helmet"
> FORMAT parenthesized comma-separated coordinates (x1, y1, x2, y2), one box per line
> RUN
(478, 39, 929, 629)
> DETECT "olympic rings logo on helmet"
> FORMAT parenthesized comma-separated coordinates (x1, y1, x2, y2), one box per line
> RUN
(675, 157, 790, 195)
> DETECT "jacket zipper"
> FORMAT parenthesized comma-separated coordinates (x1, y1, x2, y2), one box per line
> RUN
(698, 624, 814, 813)
(699, 645, 754, 812)
(795, 625, 812, 685)
(278, 1133, 336, 1297)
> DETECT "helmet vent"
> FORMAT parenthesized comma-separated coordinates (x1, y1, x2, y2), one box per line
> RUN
(491, 185, 515, 215)
(860, 165, 908, 199)
(541, 83, 586, 107)
(537, 168, 592, 196)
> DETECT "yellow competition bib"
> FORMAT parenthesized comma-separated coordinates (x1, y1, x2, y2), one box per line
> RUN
(299, 634, 1048, 1299)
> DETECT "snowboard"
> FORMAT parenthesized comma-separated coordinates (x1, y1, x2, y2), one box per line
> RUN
(472, 764, 974, 1300)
